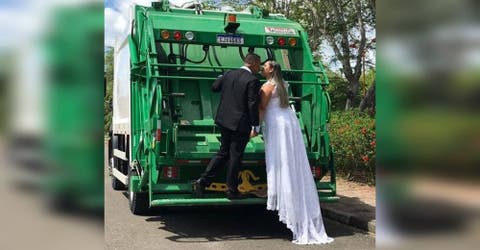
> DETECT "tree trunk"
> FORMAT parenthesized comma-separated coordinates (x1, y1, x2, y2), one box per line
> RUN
(345, 99, 352, 110)
(345, 78, 360, 110)
(359, 80, 376, 112)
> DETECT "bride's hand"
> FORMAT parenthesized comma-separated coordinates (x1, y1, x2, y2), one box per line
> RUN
(249, 130, 257, 138)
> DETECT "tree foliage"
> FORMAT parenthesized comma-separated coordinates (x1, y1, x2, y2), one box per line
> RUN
(104, 47, 114, 134)
(328, 67, 375, 112)
(252, 0, 376, 110)
(330, 110, 376, 184)
(203, 0, 252, 11)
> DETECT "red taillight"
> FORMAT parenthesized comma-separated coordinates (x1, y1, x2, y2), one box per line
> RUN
(163, 166, 178, 179)
(174, 31, 182, 40)
(155, 120, 162, 141)
(155, 129, 162, 141)
(311, 166, 322, 178)
(278, 37, 286, 46)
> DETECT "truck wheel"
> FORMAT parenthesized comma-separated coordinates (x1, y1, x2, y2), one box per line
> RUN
(128, 170, 149, 215)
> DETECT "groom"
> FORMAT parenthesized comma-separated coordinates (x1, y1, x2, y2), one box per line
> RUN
(193, 53, 262, 199)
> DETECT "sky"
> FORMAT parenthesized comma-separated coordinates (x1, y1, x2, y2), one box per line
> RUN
(104, 0, 149, 47)
(105, 0, 195, 47)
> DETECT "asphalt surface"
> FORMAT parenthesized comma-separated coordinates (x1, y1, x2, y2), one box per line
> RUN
(105, 169, 375, 250)
(0, 139, 104, 250)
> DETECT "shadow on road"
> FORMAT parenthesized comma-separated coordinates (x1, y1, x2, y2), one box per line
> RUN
(322, 194, 376, 231)
(139, 204, 361, 243)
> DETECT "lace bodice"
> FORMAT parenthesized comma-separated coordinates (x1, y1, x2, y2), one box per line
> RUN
(265, 82, 289, 112)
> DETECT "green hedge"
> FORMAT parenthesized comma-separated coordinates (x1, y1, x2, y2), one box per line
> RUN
(329, 110, 376, 184)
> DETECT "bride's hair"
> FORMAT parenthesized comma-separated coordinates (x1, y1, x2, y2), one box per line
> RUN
(268, 61, 289, 108)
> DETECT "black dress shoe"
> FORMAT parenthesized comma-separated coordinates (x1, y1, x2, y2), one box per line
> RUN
(226, 190, 247, 200)
(193, 179, 206, 197)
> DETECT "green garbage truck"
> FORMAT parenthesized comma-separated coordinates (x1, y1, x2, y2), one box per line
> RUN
(110, 1, 338, 214)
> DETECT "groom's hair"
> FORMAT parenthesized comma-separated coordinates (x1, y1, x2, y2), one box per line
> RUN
(244, 53, 261, 65)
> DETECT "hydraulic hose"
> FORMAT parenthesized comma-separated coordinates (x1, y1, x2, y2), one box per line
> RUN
(181, 44, 208, 64)
(212, 45, 222, 67)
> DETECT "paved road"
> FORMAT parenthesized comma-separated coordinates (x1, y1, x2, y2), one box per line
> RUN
(0, 139, 104, 250)
(105, 169, 375, 250)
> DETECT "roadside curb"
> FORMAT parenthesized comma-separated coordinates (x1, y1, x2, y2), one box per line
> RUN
(321, 207, 376, 234)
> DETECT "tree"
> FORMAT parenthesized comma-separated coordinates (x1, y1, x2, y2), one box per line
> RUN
(359, 67, 375, 115)
(253, 0, 375, 110)
(104, 47, 114, 134)
(252, 0, 295, 17)
(359, 80, 375, 115)
(309, 0, 375, 110)
(203, 0, 252, 11)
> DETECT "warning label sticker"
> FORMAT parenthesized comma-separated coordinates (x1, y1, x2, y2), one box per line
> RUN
(264, 27, 297, 35)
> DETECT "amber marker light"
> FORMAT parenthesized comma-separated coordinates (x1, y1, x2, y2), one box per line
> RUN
(288, 38, 297, 46)
(161, 30, 170, 39)
(227, 14, 237, 23)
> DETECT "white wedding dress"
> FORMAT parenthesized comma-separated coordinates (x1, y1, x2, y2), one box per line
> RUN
(263, 83, 334, 245)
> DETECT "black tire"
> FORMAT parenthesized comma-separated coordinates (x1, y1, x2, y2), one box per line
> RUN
(128, 170, 149, 215)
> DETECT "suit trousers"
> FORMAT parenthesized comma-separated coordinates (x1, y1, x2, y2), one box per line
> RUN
(201, 126, 250, 193)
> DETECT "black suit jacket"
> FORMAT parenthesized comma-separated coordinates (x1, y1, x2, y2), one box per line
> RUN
(212, 68, 261, 132)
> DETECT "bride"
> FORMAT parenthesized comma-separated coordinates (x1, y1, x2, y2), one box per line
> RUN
(255, 60, 334, 245)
